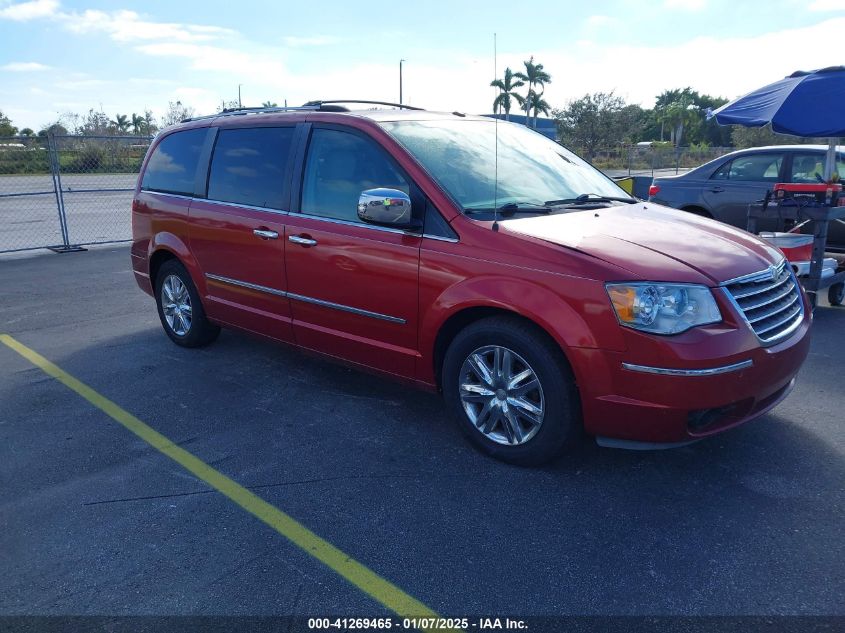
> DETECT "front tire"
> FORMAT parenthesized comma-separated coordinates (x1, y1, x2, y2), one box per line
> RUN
(442, 316, 580, 465)
(155, 259, 220, 347)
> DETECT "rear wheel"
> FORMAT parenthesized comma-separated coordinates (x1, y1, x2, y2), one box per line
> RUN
(442, 316, 579, 465)
(155, 259, 220, 347)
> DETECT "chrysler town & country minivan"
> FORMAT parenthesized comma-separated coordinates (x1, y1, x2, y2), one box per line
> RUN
(131, 102, 811, 464)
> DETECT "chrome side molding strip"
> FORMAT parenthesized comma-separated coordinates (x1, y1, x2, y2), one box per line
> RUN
(205, 273, 288, 297)
(286, 292, 405, 324)
(621, 359, 753, 376)
(204, 273, 406, 324)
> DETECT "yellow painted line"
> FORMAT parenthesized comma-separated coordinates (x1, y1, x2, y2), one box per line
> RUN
(0, 334, 445, 628)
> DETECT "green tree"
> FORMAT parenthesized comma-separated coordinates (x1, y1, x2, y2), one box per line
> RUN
(111, 113, 130, 133)
(261, 101, 278, 108)
(130, 113, 144, 135)
(142, 109, 158, 136)
(490, 67, 526, 121)
(0, 110, 17, 136)
(161, 101, 195, 128)
(18, 127, 34, 136)
(730, 124, 814, 148)
(526, 91, 551, 127)
(79, 109, 111, 135)
(520, 56, 551, 128)
(555, 92, 629, 163)
(37, 122, 68, 137)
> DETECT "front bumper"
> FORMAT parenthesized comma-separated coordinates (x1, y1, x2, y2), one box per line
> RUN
(572, 296, 812, 444)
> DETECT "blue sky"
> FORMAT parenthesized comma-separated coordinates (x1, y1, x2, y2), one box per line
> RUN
(1, 0, 843, 130)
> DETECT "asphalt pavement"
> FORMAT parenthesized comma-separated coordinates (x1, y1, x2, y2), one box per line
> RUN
(0, 246, 842, 626)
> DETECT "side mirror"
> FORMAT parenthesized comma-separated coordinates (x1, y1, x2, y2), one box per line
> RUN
(357, 188, 417, 229)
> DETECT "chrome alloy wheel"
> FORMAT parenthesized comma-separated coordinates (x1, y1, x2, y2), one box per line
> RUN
(161, 274, 192, 336)
(458, 345, 545, 446)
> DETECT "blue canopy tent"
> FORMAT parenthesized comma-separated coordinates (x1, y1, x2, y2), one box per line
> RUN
(713, 66, 845, 181)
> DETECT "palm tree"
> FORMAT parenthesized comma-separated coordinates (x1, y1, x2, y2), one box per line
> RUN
(262, 101, 278, 108)
(111, 113, 130, 134)
(521, 56, 551, 128)
(490, 68, 526, 122)
(130, 113, 144, 135)
(526, 91, 551, 128)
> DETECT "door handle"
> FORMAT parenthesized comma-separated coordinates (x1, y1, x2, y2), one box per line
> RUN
(253, 228, 279, 240)
(709, 187, 725, 193)
(289, 235, 317, 247)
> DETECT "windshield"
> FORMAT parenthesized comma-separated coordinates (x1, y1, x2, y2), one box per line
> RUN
(381, 119, 630, 212)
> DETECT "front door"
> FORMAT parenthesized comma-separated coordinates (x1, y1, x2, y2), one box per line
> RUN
(703, 151, 786, 231)
(189, 125, 297, 342)
(283, 125, 421, 377)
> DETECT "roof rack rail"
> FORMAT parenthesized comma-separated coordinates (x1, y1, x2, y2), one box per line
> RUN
(181, 104, 319, 123)
(303, 100, 425, 111)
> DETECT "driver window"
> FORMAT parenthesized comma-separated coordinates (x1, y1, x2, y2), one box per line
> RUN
(301, 128, 409, 222)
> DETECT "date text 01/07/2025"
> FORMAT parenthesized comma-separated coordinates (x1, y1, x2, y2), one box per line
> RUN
(307, 617, 529, 630)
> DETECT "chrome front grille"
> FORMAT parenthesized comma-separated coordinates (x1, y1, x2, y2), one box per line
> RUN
(723, 260, 804, 344)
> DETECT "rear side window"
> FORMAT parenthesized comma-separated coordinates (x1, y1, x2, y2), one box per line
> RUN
(141, 128, 206, 195)
(789, 152, 845, 183)
(207, 127, 295, 209)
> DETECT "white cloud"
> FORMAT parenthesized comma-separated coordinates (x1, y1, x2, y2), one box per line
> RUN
(61, 9, 237, 42)
(663, 0, 707, 10)
(808, 0, 845, 10)
(1, 61, 51, 71)
(0, 0, 58, 21)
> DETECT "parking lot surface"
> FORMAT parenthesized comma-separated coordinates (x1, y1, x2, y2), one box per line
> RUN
(1, 247, 843, 622)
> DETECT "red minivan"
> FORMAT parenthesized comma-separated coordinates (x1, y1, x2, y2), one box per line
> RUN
(131, 102, 811, 464)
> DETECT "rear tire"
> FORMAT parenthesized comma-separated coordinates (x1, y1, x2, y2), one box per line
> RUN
(442, 316, 580, 465)
(155, 259, 220, 348)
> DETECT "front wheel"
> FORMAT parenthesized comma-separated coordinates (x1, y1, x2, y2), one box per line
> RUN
(442, 316, 580, 465)
(155, 259, 220, 347)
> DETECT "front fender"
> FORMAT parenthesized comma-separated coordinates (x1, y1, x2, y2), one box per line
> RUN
(418, 274, 626, 385)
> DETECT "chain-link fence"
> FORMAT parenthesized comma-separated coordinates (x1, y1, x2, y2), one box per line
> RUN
(0, 135, 152, 253)
(590, 145, 732, 177)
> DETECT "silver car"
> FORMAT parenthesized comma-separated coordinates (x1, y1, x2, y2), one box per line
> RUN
(648, 144, 845, 250)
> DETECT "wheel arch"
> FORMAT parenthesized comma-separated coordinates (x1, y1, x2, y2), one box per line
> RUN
(431, 305, 578, 392)
(147, 232, 204, 292)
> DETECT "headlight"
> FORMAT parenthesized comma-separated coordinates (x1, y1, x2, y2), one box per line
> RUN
(606, 283, 722, 335)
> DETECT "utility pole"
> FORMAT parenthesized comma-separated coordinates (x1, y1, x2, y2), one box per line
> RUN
(399, 59, 405, 105)
(238, 84, 243, 108)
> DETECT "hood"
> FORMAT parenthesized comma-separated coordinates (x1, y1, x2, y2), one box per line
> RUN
(500, 202, 783, 285)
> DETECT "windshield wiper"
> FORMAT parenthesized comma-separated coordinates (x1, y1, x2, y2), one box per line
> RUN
(465, 202, 552, 216)
(545, 193, 636, 206)
(498, 202, 552, 215)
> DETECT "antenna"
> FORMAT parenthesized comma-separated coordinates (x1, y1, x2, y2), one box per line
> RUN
(492, 32, 500, 232)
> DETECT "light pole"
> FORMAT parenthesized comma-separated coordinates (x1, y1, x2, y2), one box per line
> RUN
(238, 84, 243, 108)
(399, 59, 405, 105)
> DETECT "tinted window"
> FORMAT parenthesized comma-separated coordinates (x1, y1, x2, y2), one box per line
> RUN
(301, 128, 409, 222)
(789, 152, 845, 183)
(711, 153, 783, 182)
(207, 127, 295, 209)
(141, 129, 206, 195)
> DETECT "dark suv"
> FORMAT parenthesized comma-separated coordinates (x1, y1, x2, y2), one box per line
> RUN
(131, 102, 810, 465)
(649, 144, 845, 248)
